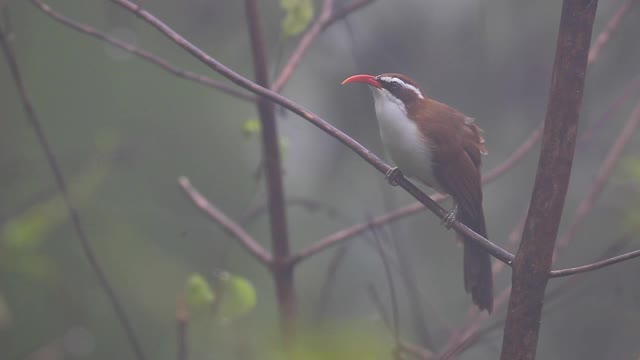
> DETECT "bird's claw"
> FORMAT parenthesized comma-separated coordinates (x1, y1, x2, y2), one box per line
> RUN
(442, 205, 458, 229)
(385, 167, 403, 186)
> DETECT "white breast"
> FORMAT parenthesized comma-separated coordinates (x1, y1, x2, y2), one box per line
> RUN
(372, 88, 437, 188)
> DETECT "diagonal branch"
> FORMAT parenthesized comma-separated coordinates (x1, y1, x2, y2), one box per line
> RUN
(292, 0, 635, 266)
(587, 0, 636, 66)
(272, 0, 375, 92)
(30, 0, 255, 102)
(557, 100, 640, 251)
(99, 0, 514, 266)
(0, 19, 146, 360)
(178, 177, 272, 266)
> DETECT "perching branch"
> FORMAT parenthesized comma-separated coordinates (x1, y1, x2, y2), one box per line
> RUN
(30, 0, 255, 102)
(442, 95, 640, 359)
(95, 0, 514, 266)
(178, 177, 272, 266)
(0, 18, 146, 360)
(293, 0, 636, 263)
(500, 1, 598, 359)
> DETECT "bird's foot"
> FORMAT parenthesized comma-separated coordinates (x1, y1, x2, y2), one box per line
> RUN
(385, 167, 403, 186)
(442, 205, 459, 229)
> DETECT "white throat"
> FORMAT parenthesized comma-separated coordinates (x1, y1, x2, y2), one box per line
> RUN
(371, 88, 437, 189)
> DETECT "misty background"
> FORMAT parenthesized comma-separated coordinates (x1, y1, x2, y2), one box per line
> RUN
(2, 0, 640, 359)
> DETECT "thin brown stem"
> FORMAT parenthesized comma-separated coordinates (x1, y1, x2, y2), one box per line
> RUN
(557, 100, 640, 250)
(176, 297, 189, 360)
(178, 177, 272, 266)
(0, 21, 146, 360)
(30, 0, 255, 102)
(549, 248, 640, 277)
(244, 0, 295, 340)
(587, 0, 636, 66)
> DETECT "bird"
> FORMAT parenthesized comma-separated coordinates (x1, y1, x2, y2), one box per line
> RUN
(342, 73, 493, 312)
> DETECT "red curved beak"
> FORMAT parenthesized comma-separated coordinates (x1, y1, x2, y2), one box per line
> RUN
(341, 74, 381, 88)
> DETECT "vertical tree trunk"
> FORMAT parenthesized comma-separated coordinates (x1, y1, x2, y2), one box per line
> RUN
(500, 1, 598, 359)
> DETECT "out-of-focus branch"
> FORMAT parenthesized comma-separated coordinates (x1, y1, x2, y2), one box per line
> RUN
(0, 20, 146, 360)
(500, 1, 598, 359)
(272, 0, 375, 92)
(178, 177, 272, 266)
(30, 0, 256, 102)
(587, 0, 636, 66)
(557, 100, 640, 250)
(367, 284, 433, 359)
(176, 297, 189, 360)
(244, 0, 295, 340)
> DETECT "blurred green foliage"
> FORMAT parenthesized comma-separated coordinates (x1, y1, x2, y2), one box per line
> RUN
(280, 0, 314, 37)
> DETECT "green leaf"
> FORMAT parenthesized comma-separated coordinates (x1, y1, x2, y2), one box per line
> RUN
(185, 273, 215, 309)
(280, 0, 314, 37)
(217, 271, 257, 322)
(242, 118, 262, 139)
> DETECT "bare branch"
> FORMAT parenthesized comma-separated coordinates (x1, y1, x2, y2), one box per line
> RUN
(550, 248, 640, 277)
(178, 177, 272, 266)
(558, 100, 640, 250)
(30, 0, 255, 102)
(587, 0, 636, 66)
(0, 20, 146, 360)
(500, 1, 598, 359)
(272, 0, 375, 92)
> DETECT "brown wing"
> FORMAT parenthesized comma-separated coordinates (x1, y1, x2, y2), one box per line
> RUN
(412, 99, 494, 312)
(433, 148, 484, 222)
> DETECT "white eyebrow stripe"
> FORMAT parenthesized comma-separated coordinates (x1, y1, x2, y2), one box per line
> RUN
(379, 76, 424, 100)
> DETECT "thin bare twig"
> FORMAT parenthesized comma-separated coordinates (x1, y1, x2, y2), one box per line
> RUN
(0, 20, 146, 360)
(176, 297, 189, 360)
(550, 248, 640, 277)
(30, 0, 255, 102)
(557, 100, 640, 250)
(178, 177, 272, 266)
(241, 196, 346, 226)
(371, 228, 401, 345)
(272, 0, 375, 92)
(587, 0, 636, 66)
